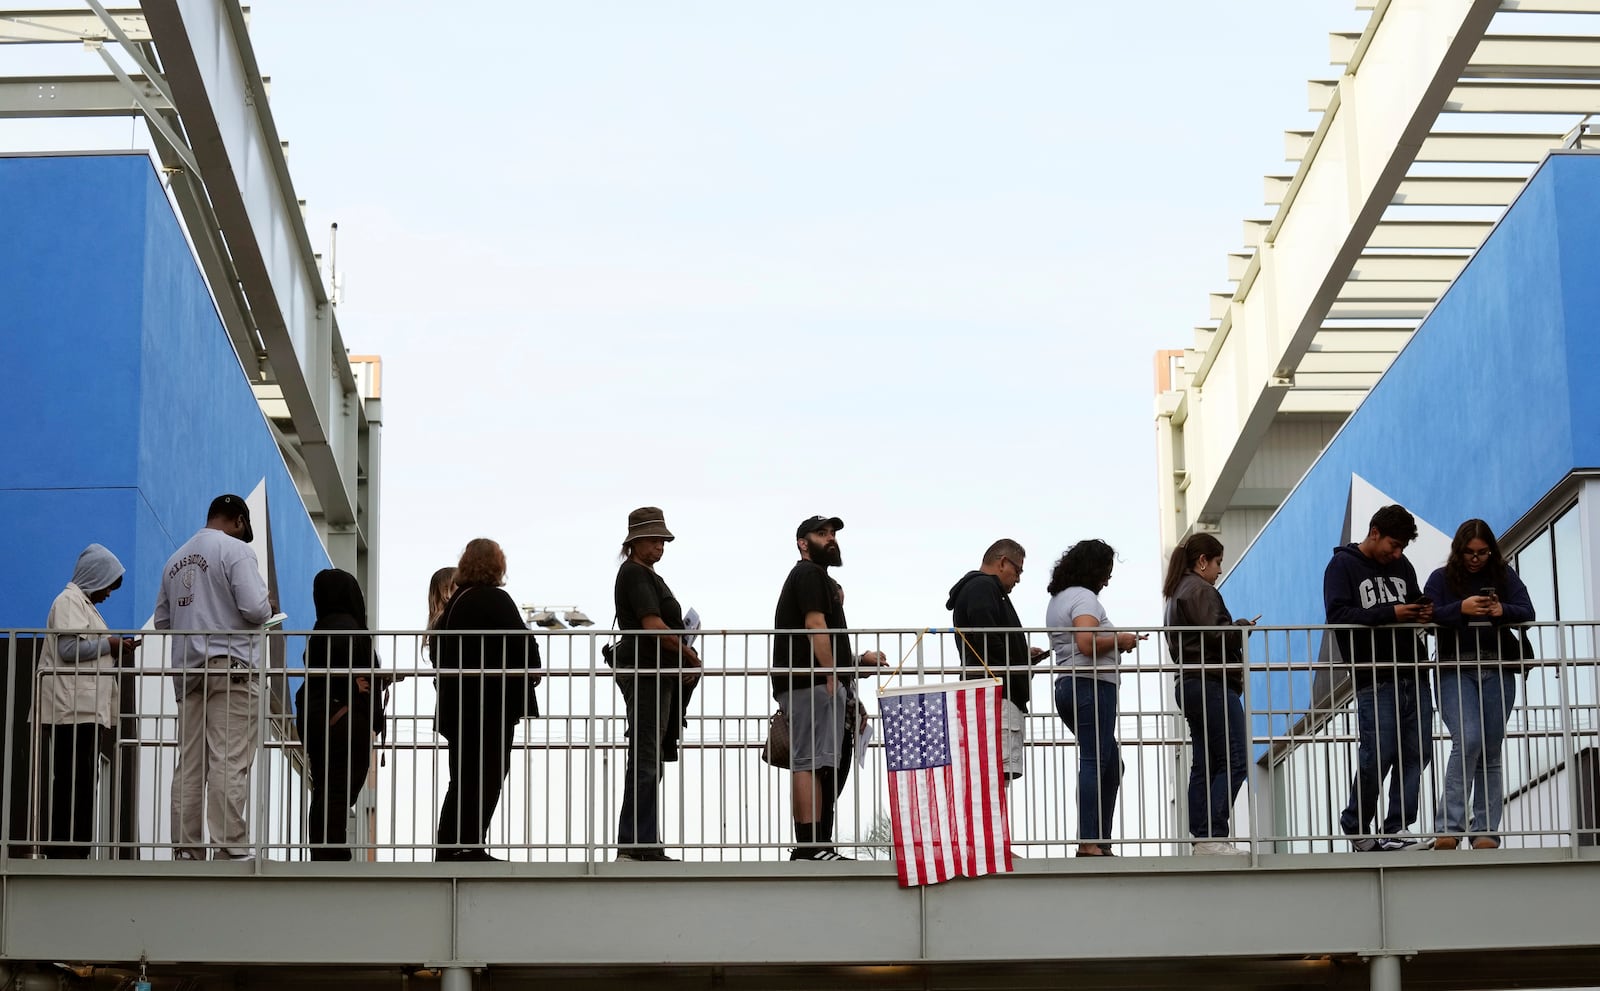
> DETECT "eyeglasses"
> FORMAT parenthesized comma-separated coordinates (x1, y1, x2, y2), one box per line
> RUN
(1463, 547, 1492, 560)
(1003, 557, 1024, 576)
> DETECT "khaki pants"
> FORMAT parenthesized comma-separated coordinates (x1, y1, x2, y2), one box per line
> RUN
(172, 657, 259, 858)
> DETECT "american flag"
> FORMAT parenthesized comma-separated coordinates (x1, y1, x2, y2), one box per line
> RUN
(881, 680, 1011, 887)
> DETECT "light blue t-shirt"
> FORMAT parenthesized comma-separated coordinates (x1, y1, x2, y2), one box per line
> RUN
(1045, 586, 1120, 685)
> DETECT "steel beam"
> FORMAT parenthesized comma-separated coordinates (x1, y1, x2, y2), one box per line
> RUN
(1185, 0, 1504, 535)
(0, 8, 148, 43)
(0, 74, 165, 117)
(1445, 80, 1600, 114)
(3, 856, 1599, 969)
(140, 0, 360, 537)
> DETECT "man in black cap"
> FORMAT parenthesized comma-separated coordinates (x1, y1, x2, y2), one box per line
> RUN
(154, 493, 274, 860)
(772, 515, 886, 860)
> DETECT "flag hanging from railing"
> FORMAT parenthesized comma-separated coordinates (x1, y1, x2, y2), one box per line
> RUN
(881, 679, 1011, 886)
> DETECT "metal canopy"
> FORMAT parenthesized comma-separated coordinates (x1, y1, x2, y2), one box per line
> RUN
(1157, 0, 1600, 548)
(0, 2, 380, 609)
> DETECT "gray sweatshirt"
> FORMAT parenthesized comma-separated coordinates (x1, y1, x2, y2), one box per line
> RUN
(154, 527, 273, 667)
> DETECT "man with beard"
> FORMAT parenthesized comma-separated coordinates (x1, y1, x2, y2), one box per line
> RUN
(773, 516, 886, 860)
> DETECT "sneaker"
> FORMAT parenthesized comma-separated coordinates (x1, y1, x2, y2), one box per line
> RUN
(791, 848, 853, 861)
(1471, 837, 1501, 850)
(217, 851, 255, 862)
(1193, 841, 1249, 856)
(1350, 837, 1381, 852)
(1433, 836, 1459, 850)
(437, 848, 503, 863)
(174, 849, 201, 861)
(616, 849, 679, 862)
(1378, 833, 1433, 852)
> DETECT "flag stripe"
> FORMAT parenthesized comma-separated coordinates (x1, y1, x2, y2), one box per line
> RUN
(886, 682, 1012, 887)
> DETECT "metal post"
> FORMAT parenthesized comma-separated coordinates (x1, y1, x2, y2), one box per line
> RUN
(1368, 953, 1401, 991)
(1551, 622, 1581, 855)
(3, 635, 19, 865)
(1240, 626, 1259, 863)
(440, 967, 471, 991)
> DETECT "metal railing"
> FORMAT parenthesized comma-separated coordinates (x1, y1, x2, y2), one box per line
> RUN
(2, 621, 1595, 864)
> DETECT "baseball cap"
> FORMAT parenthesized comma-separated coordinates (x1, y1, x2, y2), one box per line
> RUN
(208, 493, 255, 544)
(795, 515, 844, 539)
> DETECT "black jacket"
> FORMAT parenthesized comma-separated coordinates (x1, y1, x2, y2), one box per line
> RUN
(1163, 572, 1245, 693)
(946, 571, 1036, 711)
(299, 569, 386, 733)
(433, 582, 541, 736)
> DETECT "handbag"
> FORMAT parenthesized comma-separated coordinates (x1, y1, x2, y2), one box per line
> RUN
(761, 710, 791, 768)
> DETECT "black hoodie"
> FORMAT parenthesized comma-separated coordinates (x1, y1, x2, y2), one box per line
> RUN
(1322, 543, 1426, 684)
(299, 568, 385, 730)
(946, 571, 1035, 711)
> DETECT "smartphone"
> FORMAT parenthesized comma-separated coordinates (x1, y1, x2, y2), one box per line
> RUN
(1479, 587, 1497, 599)
(1415, 596, 1433, 607)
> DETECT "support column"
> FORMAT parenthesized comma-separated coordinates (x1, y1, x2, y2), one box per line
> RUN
(1369, 953, 1401, 991)
(441, 967, 472, 991)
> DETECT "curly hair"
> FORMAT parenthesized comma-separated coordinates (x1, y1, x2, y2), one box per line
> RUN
(1046, 539, 1116, 596)
(455, 538, 507, 587)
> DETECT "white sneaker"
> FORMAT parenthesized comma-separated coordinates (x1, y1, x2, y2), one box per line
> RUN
(216, 850, 255, 862)
(1193, 841, 1249, 856)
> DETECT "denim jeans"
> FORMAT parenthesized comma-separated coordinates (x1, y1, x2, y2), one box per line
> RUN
(1055, 677, 1120, 847)
(1339, 676, 1433, 837)
(1437, 667, 1518, 837)
(617, 674, 683, 850)
(1176, 678, 1248, 839)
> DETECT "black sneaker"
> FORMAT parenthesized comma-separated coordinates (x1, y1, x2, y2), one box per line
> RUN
(790, 848, 854, 861)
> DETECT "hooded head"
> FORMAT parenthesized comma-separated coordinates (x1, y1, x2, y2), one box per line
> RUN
(71, 544, 125, 601)
(312, 568, 368, 628)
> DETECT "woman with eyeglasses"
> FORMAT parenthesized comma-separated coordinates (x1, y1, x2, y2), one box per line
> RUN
(1423, 519, 1535, 850)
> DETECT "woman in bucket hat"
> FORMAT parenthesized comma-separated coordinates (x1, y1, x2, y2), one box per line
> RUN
(611, 507, 700, 861)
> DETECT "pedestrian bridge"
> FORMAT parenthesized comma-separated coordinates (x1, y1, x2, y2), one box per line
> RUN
(2, 623, 1597, 991)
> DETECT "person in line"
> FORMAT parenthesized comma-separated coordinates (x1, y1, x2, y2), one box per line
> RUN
(946, 539, 1048, 786)
(155, 494, 274, 861)
(1424, 519, 1534, 851)
(36, 544, 137, 858)
(612, 507, 701, 862)
(295, 569, 385, 861)
(1326, 504, 1434, 852)
(433, 538, 541, 863)
(1045, 539, 1140, 857)
(425, 566, 457, 663)
(1162, 533, 1254, 856)
(772, 516, 886, 861)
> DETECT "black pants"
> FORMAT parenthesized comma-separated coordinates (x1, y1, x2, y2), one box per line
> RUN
(302, 705, 373, 861)
(617, 674, 683, 850)
(437, 717, 516, 854)
(44, 723, 99, 859)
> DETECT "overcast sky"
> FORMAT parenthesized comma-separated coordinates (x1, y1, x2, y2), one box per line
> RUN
(4, 1, 1361, 637)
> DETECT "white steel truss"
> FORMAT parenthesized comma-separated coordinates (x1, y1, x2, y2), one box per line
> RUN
(0, 2, 381, 612)
(1155, 0, 1600, 559)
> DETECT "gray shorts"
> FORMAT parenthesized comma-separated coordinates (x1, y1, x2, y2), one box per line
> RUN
(776, 684, 845, 772)
(1001, 698, 1026, 780)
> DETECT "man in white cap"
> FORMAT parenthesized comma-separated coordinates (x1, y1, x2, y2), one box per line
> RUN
(154, 493, 273, 860)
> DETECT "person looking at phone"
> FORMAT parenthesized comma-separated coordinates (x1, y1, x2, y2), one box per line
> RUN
(1045, 539, 1140, 857)
(155, 493, 274, 861)
(37, 544, 137, 858)
(1161, 533, 1255, 856)
(1325, 504, 1434, 852)
(1423, 519, 1534, 851)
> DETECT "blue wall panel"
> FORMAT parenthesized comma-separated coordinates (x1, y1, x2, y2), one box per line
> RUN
(0, 153, 328, 660)
(1221, 153, 1600, 737)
